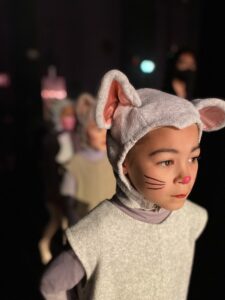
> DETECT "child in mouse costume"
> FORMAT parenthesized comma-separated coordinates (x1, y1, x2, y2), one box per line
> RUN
(59, 92, 116, 221)
(40, 69, 225, 300)
(38, 98, 77, 265)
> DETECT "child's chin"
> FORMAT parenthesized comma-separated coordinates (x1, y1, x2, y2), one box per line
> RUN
(161, 199, 186, 211)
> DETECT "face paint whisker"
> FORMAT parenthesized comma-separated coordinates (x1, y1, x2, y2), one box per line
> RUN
(144, 175, 165, 183)
(145, 181, 165, 186)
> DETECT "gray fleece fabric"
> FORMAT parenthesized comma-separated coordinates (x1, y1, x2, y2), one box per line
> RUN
(66, 199, 208, 300)
(96, 70, 225, 203)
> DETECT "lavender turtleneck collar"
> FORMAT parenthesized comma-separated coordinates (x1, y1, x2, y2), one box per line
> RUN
(110, 184, 171, 224)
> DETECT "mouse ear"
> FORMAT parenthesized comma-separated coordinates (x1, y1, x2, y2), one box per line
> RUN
(192, 98, 225, 131)
(96, 69, 141, 129)
(75, 93, 95, 118)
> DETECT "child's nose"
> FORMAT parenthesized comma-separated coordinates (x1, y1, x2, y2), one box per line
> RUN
(179, 176, 191, 184)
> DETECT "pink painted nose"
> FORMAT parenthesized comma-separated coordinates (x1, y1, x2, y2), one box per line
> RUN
(181, 176, 191, 184)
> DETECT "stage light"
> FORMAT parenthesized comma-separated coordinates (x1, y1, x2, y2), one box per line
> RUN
(140, 60, 155, 74)
(0, 73, 10, 87)
(41, 66, 67, 100)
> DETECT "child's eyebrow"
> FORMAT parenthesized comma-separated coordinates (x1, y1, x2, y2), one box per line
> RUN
(149, 145, 200, 157)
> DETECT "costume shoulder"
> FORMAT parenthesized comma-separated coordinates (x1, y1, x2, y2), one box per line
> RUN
(66, 200, 112, 278)
(66, 200, 112, 241)
(184, 200, 208, 240)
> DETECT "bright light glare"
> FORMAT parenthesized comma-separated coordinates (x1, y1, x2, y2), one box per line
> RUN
(140, 60, 155, 73)
(41, 89, 67, 100)
(0, 73, 10, 87)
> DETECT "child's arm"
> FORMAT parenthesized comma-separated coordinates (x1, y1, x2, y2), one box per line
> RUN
(40, 248, 85, 300)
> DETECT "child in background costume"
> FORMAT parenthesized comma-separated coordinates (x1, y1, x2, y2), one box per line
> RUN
(40, 70, 225, 300)
(60, 92, 116, 222)
(163, 47, 198, 100)
(38, 98, 77, 265)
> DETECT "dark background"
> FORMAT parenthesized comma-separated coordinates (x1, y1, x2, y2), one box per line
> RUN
(1, 0, 224, 299)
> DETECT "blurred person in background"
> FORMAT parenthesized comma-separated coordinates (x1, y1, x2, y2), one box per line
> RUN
(59, 93, 116, 222)
(38, 98, 77, 265)
(163, 47, 198, 100)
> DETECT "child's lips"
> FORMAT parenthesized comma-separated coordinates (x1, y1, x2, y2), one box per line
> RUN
(171, 194, 187, 198)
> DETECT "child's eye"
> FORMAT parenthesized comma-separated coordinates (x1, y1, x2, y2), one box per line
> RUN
(188, 156, 201, 163)
(158, 160, 174, 167)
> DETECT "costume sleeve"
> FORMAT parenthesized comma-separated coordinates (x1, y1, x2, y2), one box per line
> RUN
(66, 210, 100, 280)
(40, 248, 85, 300)
(55, 132, 74, 164)
(60, 171, 76, 197)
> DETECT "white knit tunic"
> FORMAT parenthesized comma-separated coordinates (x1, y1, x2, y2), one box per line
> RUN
(66, 199, 207, 300)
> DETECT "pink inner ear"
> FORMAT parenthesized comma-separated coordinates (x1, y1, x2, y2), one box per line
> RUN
(103, 80, 131, 126)
(199, 106, 225, 130)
